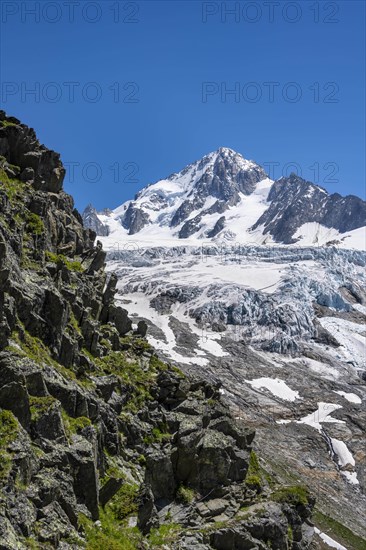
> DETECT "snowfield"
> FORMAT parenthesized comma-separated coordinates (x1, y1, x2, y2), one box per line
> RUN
(318, 317, 366, 370)
(333, 391, 362, 404)
(277, 403, 360, 485)
(330, 437, 355, 468)
(297, 402, 345, 431)
(245, 377, 300, 402)
(293, 222, 366, 249)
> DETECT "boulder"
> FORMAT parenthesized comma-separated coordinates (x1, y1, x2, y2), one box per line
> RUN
(137, 484, 159, 534)
(0, 381, 31, 429)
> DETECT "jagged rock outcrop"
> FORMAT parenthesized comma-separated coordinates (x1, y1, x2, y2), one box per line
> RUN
(0, 113, 65, 194)
(0, 112, 315, 548)
(122, 203, 151, 235)
(82, 204, 109, 237)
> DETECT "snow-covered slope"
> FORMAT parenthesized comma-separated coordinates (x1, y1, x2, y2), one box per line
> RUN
(85, 147, 366, 250)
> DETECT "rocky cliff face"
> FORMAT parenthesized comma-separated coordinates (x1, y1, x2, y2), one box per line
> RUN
(0, 113, 315, 549)
(252, 173, 366, 244)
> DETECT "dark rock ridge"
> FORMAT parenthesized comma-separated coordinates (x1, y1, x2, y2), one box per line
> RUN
(252, 173, 366, 244)
(122, 202, 151, 235)
(82, 204, 109, 237)
(170, 148, 267, 230)
(0, 112, 314, 548)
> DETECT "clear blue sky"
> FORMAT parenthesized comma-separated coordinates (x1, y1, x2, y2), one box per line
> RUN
(1, 1, 365, 210)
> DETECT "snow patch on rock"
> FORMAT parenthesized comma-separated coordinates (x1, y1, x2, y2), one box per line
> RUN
(245, 377, 300, 402)
(314, 527, 348, 550)
(333, 391, 362, 404)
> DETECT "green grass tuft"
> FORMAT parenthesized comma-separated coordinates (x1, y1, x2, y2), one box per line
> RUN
(143, 426, 171, 445)
(0, 409, 18, 446)
(0, 120, 18, 127)
(93, 349, 166, 413)
(0, 410, 19, 480)
(79, 508, 142, 550)
(29, 396, 56, 422)
(245, 450, 262, 490)
(272, 485, 309, 506)
(245, 474, 262, 489)
(45, 251, 84, 272)
(0, 169, 25, 202)
(108, 483, 139, 520)
(61, 410, 91, 439)
(148, 523, 181, 546)
(287, 525, 293, 544)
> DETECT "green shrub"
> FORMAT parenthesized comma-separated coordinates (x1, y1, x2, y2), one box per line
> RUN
(176, 485, 195, 504)
(26, 213, 44, 235)
(109, 483, 139, 520)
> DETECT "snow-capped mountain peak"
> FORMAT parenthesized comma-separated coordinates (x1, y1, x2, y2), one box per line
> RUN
(83, 149, 366, 250)
(114, 148, 269, 238)
(138, 147, 264, 197)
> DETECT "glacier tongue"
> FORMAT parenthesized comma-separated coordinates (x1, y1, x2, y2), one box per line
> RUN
(106, 244, 366, 367)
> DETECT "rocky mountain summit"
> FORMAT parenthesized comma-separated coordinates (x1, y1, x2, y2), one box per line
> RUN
(84, 148, 366, 248)
(82, 204, 109, 237)
(0, 113, 320, 548)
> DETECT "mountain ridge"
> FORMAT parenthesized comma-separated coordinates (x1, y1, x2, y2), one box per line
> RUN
(84, 148, 366, 249)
